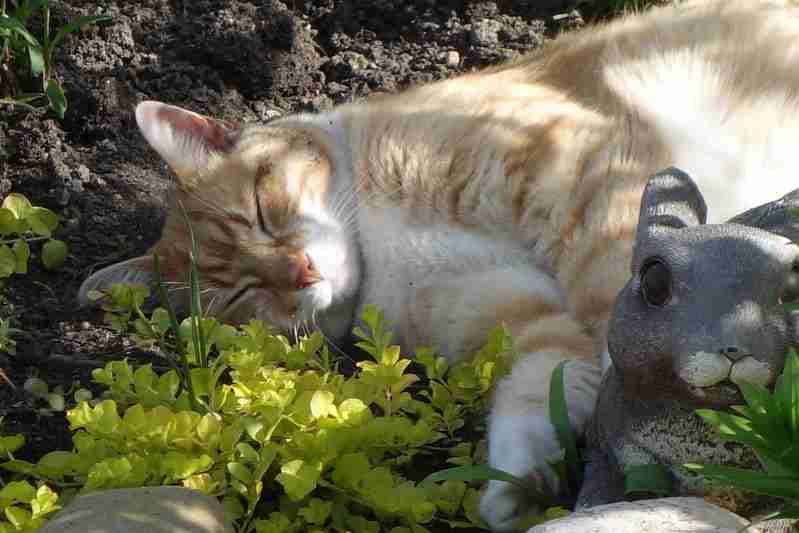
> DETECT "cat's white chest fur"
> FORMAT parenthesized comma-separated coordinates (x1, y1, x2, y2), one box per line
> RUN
(355, 205, 539, 348)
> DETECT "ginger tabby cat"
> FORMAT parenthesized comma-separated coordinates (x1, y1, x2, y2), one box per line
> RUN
(80, 1, 799, 529)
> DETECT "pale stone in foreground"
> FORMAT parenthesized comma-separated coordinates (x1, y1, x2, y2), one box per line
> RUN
(528, 497, 749, 533)
(39, 486, 233, 533)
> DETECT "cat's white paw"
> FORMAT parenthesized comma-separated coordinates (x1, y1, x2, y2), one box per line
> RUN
(480, 413, 563, 531)
(480, 360, 601, 531)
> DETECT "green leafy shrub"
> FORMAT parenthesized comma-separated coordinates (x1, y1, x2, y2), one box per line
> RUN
(0, 420, 61, 533)
(0, 293, 524, 532)
(0, 0, 110, 118)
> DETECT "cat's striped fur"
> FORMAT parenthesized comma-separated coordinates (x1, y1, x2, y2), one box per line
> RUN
(80, 1, 799, 529)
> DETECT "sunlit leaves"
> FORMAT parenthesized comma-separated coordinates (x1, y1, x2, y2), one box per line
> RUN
(276, 459, 321, 501)
(1, 304, 523, 531)
(0, 193, 67, 278)
(0, 481, 60, 531)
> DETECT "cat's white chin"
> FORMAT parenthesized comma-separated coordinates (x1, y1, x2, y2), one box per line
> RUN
(297, 281, 333, 321)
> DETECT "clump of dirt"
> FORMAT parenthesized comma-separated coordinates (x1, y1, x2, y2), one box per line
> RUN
(0, 0, 589, 507)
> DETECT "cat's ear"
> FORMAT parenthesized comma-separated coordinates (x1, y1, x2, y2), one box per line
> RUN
(632, 167, 707, 266)
(135, 101, 240, 179)
(77, 255, 154, 307)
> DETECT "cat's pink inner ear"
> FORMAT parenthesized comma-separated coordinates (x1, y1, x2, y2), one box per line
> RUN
(135, 101, 240, 177)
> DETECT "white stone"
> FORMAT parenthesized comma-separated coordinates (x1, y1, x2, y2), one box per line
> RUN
(446, 50, 460, 68)
(528, 497, 750, 533)
(39, 486, 233, 533)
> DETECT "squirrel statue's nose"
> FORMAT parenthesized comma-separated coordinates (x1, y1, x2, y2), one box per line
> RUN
(720, 346, 750, 362)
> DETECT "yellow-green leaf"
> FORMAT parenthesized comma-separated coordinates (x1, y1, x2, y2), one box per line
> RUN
(2, 194, 31, 219)
(310, 390, 337, 419)
(0, 434, 25, 455)
(276, 459, 320, 501)
(0, 208, 18, 234)
(25, 207, 58, 237)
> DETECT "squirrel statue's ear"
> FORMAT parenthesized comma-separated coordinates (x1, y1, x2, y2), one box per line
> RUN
(631, 167, 707, 268)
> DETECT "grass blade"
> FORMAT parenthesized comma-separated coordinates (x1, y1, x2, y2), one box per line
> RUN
(27, 44, 43, 77)
(421, 464, 559, 507)
(684, 463, 799, 501)
(788, 351, 799, 441)
(178, 200, 207, 369)
(421, 464, 526, 487)
(0, 16, 40, 47)
(0, 98, 37, 112)
(696, 409, 766, 450)
(549, 361, 581, 494)
(151, 253, 185, 357)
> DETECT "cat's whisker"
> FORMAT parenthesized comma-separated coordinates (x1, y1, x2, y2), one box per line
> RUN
(311, 311, 353, 362)
(205, 293, 220, 315)
(329, 188, 359, 219)
(182, 189, 231, 219)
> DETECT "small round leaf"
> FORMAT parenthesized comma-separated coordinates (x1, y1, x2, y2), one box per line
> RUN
(23, 377, 49, 398)
(47, 393, 65, 412)
(26, 207, 58, 237)
(42, 239, 67, 270)
(0, 208, 18, 234)
(2, 193, 32, 219)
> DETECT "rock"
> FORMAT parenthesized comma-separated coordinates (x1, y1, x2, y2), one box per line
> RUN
(469, 19, 502, 47)
(446, 50, 461, 67)
(528, 497, 749, 533)
(39, 486, 233, 533)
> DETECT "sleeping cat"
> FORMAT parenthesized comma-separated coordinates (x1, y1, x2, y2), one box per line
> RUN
(79, 1, 799, 530)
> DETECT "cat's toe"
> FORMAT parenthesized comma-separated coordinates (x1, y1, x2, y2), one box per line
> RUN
(480, 479, 531, 532)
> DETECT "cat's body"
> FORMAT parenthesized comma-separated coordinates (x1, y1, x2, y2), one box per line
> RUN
(80, 1, 799, 530)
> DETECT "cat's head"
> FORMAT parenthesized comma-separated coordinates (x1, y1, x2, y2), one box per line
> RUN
(79, 101, 360, 338)
(609, 167, 799, 407)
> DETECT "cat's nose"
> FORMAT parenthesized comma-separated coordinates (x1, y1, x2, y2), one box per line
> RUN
(296, 254, 323, 289)
(720, 346, 751, 362)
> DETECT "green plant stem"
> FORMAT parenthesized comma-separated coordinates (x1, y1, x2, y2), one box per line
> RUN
(41, 4, 49, 90)
(0, 235, 48, 245)
(0, 98, 36, 111)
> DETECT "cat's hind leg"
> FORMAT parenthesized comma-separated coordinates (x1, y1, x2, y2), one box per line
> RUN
(403, 267, 601, 531)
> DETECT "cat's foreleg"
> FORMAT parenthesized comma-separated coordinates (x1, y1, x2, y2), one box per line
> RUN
(401, 267, 601, 531)
(481, 348, 600, 531)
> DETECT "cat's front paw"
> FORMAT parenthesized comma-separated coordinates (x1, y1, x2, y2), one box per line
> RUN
(480, 413, 562, 531)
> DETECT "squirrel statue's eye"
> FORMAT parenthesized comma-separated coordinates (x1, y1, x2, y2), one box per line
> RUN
(640, 259, 672, 307)
(780, 264, 799, 305)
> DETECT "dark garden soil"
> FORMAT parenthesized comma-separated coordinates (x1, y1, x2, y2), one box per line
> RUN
(0, 0, 612, 514)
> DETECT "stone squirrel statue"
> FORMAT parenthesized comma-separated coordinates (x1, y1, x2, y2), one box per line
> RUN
(576, 167, 799, 530)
